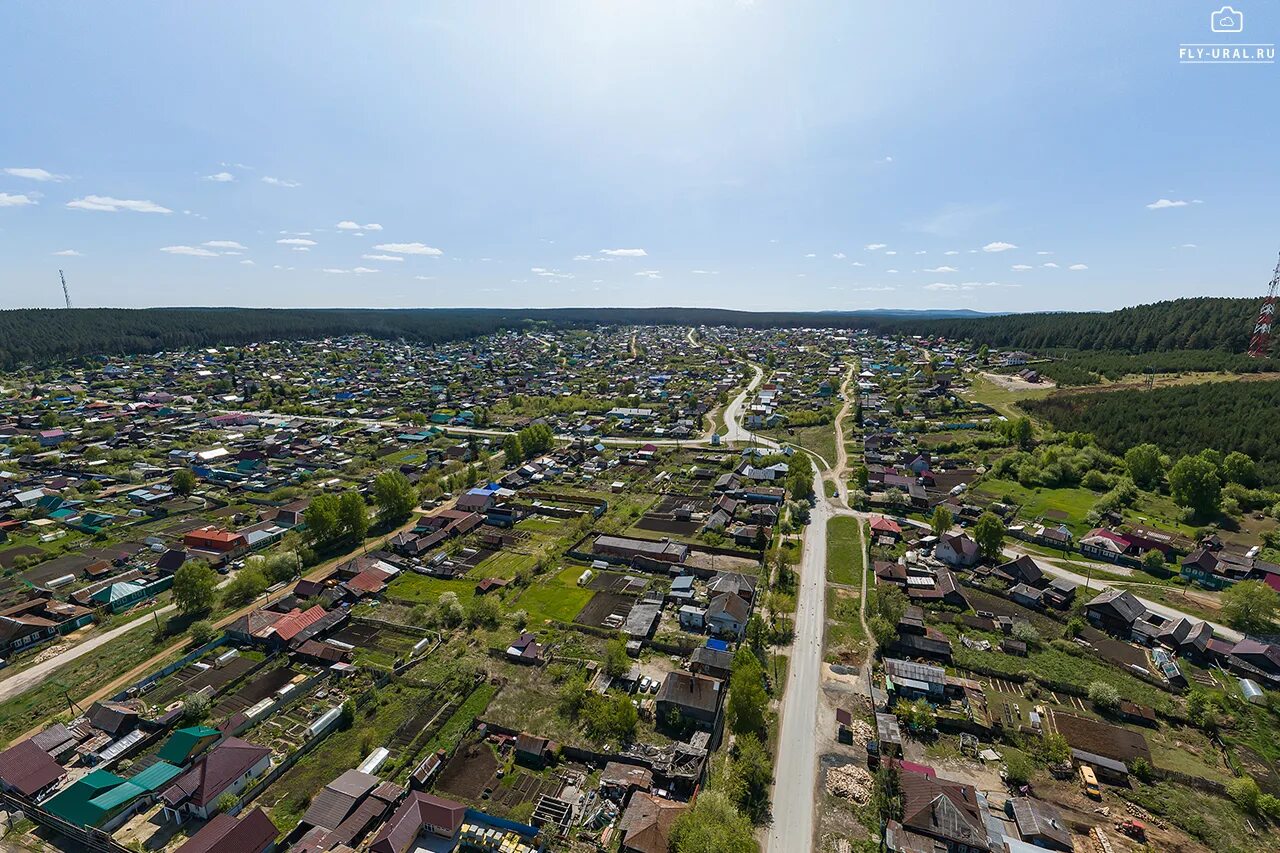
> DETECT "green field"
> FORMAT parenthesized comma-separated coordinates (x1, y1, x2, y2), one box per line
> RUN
(515, 581, 593, 624)
(826, 516, 864, 585)
(470, 549, 539, 579)
(973, 478, 1097, 534)
(385, 573, 476, 604)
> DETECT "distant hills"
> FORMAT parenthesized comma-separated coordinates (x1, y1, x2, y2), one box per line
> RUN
(0, 297, 1263, 367)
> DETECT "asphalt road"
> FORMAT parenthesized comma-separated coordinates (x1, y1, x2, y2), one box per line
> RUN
(766, 472, 828, 853)
(722, 363, 769, 445)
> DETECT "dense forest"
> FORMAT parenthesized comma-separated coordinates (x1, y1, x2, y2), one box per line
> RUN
(999, 349, 1280, 387)
(0, 296, 1267, 368)
(1024, 379, 1280, 485)
(915, 296, 1260, 354)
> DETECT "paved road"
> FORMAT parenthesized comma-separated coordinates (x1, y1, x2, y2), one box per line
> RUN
(722, 363, 769, 445)
(766, 472, 828, 853)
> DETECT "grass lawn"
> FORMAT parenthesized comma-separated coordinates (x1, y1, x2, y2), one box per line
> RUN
(385, 573, 477, 604)
(1124, 781, 1276, 853)
(516, 582, 593, 624)
(781, 424, 838, 470)
(469, 549, 539, 579)
(826, 516, 864, 585)
(965, 374, 1053, 420)
(974, 478, 1098, 535)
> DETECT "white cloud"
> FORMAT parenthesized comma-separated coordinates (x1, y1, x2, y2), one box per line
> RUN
(914, 250, 927, 255)
(160, 245, 218, 257)
(291, 246, 311, 252)
(52, 249, 81, 256)
(850, 261, 865, 267)
(943, 250, 960, 256)
(204, 172, 235, 182)
(885, 250, 897, 256)
(635, 270, 663, 279)
(850, 285, 895, 292)
(362, 254, 404, 262)
(833, 252, 846, 259)
(572, 254, 593, 261)
(261, 176, 300, 187)
(1146, 198, 1189, 209)
(1011, 264, 1032, 271)
(865, 243, 887, 251)
(414, 275, 436, 281)
(876, 155, 893, 164)
(531, 267, 573, 279)
(1068, 263, 1089, 270)
(0, 192, 36, 207)
(337, 220, 383, 231)
(240, 259, 255, 265)
(691, 269, 720, 275)
(352, 266, 379, 274)
(1036, 250, 1053, 255)
(1042, 262, 1059, 268)
(804, 253, 817, 258)
(600, 248, 647, 257)
(67, 195, 171, 213)
(203, 240, 246, 250)
(925, 282, 959, 291)
(373, 242, 443, 256)
(982, 241, 1017, 252)
(276, 238, 317, 246)
(923, 266, 957, 273)
(1179, 243, 1198, 248)
(321, 268, 347, 274)
(4, 167, 67, 182)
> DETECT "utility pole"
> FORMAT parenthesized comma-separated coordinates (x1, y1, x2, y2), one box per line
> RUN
(59, 270, 72, 308)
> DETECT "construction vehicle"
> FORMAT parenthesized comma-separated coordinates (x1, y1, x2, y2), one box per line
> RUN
(1116, 818, 1147, 841)
(1079, 764, 1101, 799)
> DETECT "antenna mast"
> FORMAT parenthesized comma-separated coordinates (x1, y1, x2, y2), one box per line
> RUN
(59, 269, 72, 309)
(1248, 253, 1280, 358)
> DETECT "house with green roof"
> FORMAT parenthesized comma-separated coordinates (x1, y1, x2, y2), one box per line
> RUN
(89, 576, 173, 613)
(158, 726, 221, 766)
(43, 763, 182, 831)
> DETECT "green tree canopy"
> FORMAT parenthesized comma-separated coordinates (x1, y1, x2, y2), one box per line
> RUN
(973, 511, 1005, 560)
(669, 790, 759, 853)
(172, 560, 218, 616)
(1169, 454, 1222, 516)
(1124, 443, 1164, 489)
(373, 470, 416, 523)
(1221, 580, 1279, 635)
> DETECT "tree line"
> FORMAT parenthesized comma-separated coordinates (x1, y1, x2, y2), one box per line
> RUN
(0, 296, 1271, 368)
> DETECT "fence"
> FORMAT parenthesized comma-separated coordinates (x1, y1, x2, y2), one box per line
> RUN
(112, 634, 230, 701)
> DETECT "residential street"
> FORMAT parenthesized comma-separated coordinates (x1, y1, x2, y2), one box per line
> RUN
(765, 471, 828, 853)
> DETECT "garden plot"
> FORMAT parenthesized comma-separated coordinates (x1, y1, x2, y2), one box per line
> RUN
(1052, 711, 1152, 764)
(211, 663, 303, 719)
(574, 590, 637, 629)
(145, 654, 257, 708)
(437, 740, 502, 800)
(435, 739, 570, 818)
(330, 622, 422, 670)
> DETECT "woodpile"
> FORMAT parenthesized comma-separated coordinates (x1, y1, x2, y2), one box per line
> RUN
(825, 764, 873, 804)
(846, 719, 874, 743)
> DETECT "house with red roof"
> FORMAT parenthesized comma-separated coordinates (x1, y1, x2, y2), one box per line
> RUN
(160, 737, 271, 821)
(369, 791, 467, 853)
(173, 807, 278, 853)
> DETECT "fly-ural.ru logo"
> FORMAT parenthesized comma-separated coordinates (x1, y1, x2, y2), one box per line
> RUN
(1179, 6, 1274, 63)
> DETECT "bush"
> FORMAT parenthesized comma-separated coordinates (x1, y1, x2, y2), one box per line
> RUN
(1228, 776, 1261, 813)
(1088, 680, 1121, 711)
(188, 620, 217, 646)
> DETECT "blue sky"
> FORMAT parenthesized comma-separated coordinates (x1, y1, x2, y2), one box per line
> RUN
(1, 1, 1276, 312)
